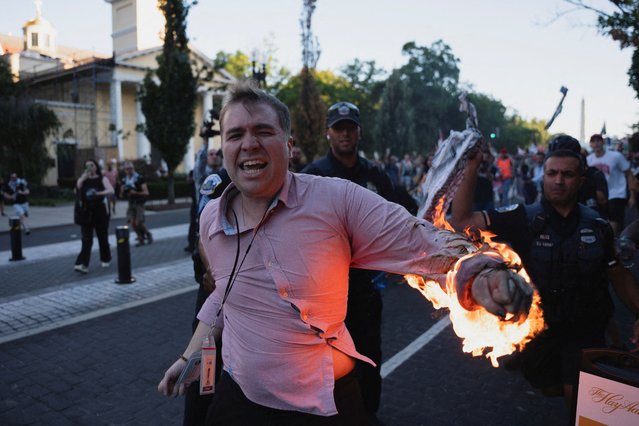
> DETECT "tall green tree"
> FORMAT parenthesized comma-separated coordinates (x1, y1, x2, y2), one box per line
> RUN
(292, 0, 325, 161)
(563, 1, 639, 98)
(0, 58, 59, 184)
(336, 60, 386, 151)
(138, 0, 197, 204)
(374, 70, 413, 155)
(374, 40, 461, 156)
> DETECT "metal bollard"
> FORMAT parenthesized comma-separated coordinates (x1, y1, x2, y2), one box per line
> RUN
(9, 217, 25, 261)
(115, 225, 136, 284)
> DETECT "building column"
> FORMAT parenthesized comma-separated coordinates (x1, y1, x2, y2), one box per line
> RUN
(202, 91, 213, 123)
(183, 137, 195, 172)
(110, 78, 124, 160)
(135, 91, 151, 161)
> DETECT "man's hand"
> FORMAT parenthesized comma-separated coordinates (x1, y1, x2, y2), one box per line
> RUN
(471, 268, 533, 322)
(158, 358, 188, 397)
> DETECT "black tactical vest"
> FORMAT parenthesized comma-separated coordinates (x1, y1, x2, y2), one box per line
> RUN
(524, 202, 613, 330)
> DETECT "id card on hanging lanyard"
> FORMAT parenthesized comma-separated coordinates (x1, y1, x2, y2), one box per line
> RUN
(196, 197, 270, 395)
(200, 334, 216, 395)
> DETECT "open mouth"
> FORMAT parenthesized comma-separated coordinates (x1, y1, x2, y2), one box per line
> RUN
(240, 160, 267, 173)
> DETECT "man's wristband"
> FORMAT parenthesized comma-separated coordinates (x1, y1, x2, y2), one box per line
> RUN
(179, 354, 188, 362)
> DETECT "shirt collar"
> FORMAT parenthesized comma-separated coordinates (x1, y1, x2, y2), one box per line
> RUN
(207, 172, 299, 238)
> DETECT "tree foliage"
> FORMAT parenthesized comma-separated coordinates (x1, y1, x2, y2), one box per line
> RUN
(213, 50, 252, 78)
(300, 0, 320, 69)
(0, 58, 59, 183)
(218, 36, 547, 159)
(373, 40, 462, 155)
(292, 68, 325, 161)
(291, 0, 324, 160)
(138, 0, 197, 203)
(563, 0, 639, 98)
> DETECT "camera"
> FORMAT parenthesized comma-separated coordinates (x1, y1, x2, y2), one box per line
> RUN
(86, 188, 98, 200)
(200, 109, 221, 138)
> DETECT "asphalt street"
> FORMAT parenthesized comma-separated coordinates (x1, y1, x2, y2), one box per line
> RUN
(1, 203, 635, 425)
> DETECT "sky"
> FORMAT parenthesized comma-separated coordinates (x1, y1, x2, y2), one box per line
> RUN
(1, 0, 637, 142)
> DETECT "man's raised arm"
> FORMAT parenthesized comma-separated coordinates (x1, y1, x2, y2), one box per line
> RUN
(450, 152, 488, 231)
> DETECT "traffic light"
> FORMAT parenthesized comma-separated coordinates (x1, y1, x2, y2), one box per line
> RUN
(490, 132, 496, 139)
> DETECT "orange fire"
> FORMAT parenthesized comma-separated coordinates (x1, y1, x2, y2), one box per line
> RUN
(407, 200, 545, 367)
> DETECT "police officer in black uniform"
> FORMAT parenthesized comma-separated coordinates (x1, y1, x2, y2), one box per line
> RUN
(302, 101, 412, 417)
(450, 139, 639, 405)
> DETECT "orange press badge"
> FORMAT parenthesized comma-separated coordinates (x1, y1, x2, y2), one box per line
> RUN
(200, 336, 216, 395)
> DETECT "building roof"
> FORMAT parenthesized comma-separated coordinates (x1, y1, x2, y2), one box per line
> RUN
(0, 33, 109, 61)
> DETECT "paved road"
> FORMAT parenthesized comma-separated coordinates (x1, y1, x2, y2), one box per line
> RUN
(3, 204, 636, 425)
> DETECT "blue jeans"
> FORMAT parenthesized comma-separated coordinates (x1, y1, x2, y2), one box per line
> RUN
(499, 178, 513, 206)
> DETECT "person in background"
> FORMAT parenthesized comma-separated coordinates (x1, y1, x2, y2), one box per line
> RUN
(74, 159, 114, 274)
(6, 172, 31, 234)
(120, 161, 153, 246)
(0, 175, 6, 216)
(183, 166, 231, 426)
(103, 159, 119, 215)
(495, 148, 514, 206)
(531, 150, 545, 200)
(473, 151, 496, 210)
(302, 100, 399, 417)
(288, 145, 307, 172)
(627, 132, 639, 217)
(385, 154, 401, 188)
(587, 133, 634, 234)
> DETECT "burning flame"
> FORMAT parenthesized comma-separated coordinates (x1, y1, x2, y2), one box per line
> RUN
(407, 199, 545, 367)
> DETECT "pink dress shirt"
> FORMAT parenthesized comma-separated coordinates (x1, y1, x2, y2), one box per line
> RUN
(198, 172, 472, 415)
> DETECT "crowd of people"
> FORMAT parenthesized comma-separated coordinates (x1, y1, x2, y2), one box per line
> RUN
(354, 131, 639, 227)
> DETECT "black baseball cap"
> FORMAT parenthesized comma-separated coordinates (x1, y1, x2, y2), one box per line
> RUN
(327, 102, 360, 128)
(548, 134, 581, 154)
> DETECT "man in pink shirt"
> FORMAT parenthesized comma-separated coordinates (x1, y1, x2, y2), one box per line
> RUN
(158, 82, 533, 424)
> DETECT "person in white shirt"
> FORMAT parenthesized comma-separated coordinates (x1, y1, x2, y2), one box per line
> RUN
(587, 133, 634, 234)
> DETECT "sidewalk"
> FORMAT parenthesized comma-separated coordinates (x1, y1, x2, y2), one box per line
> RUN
(0, 198, 190, 233)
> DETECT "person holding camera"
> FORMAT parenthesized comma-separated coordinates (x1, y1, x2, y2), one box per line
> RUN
(120, 161, 153, 246)
(74, 159, 114, 274)
(6, 172, 31, 234)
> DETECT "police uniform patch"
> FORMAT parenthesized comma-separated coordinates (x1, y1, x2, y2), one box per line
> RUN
(495, 204, 518, 213)
(338, 105, 351, 116)
(580, 228, 596, 244)
(200, 174, 223, 196)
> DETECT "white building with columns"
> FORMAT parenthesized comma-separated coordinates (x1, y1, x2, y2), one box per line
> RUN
(0, 0, 232, 185)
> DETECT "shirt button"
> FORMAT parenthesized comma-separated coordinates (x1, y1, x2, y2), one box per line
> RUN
(301, 313, 308, 321)
(280, 289, 288, 298)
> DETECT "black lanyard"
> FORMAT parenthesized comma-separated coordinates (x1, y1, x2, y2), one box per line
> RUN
(213, 196, 273, 322)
